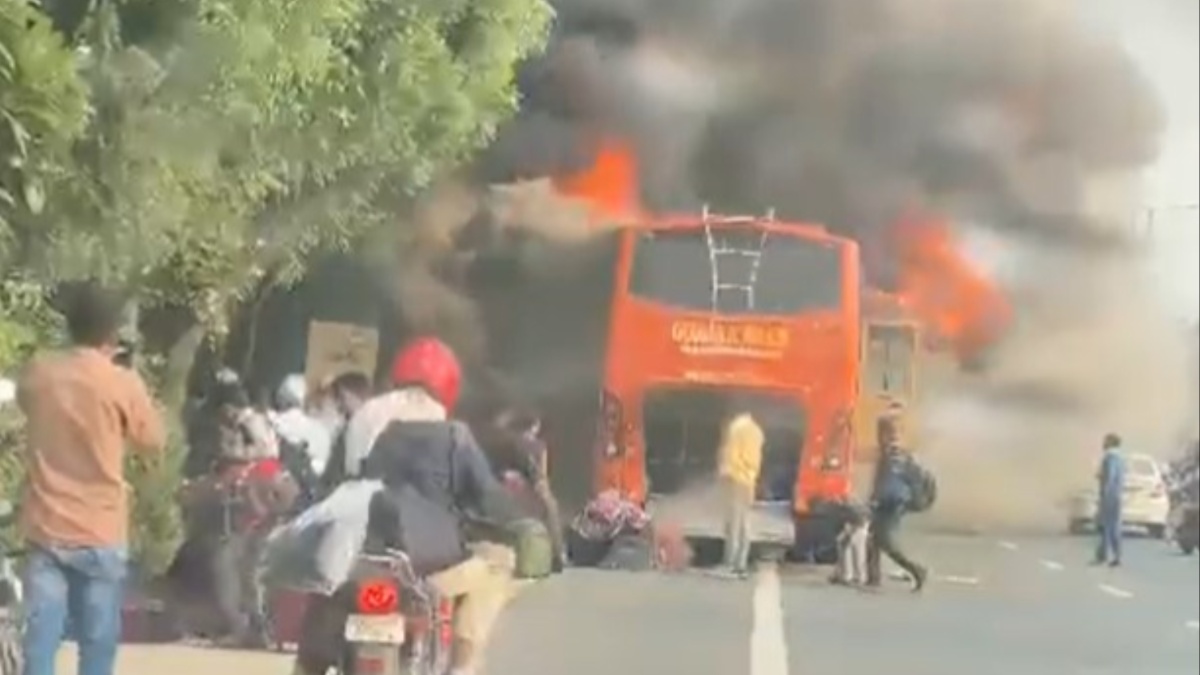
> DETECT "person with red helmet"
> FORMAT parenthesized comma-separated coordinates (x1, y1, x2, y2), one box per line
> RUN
(288, 337, 522, 675)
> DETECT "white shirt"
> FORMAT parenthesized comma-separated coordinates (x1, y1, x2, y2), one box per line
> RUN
(342, 388, 447, 477)
(270, 407, 334, 475)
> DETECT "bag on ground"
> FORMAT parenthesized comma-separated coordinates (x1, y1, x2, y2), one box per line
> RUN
(599, 533, 656, 572)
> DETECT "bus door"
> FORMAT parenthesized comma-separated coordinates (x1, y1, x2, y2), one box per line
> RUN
(856, 321, 919, 461)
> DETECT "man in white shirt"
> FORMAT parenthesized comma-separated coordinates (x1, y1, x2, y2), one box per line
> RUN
(341, 386, 447, 478)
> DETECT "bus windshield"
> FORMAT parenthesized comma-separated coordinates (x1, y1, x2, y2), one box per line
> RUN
(627, 228, 843, 314)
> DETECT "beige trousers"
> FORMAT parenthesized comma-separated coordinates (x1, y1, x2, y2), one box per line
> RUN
(427, 542, 517, 647)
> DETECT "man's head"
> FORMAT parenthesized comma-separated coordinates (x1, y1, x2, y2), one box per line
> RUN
(276, 374, 307, 411)
(1103, 432, 1122, 451)
(63, 282, 127, 352)
(329, 371, 372, 417)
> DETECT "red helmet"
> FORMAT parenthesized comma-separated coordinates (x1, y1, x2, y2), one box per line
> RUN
(388, 337, 462, 412)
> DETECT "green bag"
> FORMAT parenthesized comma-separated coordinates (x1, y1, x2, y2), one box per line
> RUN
(509, 518, 554, 579)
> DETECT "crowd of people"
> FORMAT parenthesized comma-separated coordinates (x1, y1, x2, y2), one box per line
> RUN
(12, 281, 571, 675)
(7, 282, 938, 675)
(22, 281, 1165, 675)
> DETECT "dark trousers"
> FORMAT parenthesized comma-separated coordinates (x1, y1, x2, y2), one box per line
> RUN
(866, 504, 923, 584)
(212, 531, 267, 642)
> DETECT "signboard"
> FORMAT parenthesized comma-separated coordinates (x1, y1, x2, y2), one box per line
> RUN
(670, 319, 789, 359)
(304, 321, 379, 388)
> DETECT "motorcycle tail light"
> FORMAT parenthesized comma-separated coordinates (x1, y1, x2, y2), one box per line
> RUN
(356, 578, 399, 615)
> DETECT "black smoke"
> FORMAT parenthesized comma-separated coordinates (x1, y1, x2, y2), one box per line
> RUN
(476, 0, 1164, 280)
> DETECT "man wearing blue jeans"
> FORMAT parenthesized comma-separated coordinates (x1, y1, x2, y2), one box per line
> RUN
(1093, 432, 1127, 567)
(16, 283, 165, 675)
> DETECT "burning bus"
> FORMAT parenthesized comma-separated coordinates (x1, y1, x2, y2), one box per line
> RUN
(472, 138, 1008, 553)
(591, 209, 865, 546)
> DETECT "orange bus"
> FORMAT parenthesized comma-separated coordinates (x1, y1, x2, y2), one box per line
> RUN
(592, 210, 862, 547)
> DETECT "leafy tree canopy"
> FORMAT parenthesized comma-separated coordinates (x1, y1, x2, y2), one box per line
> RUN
(7, 0, 551, 330)
(1, 0, 552, 573)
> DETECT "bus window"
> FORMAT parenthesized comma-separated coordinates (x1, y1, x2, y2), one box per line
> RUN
(864, 324, 916, 396)
(628, 229, 844, 314)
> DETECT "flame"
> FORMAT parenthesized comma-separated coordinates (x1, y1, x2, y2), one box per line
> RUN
(551, 138, 641, 222)
(549, 139, 1010, 366)
(891, 212, 1013, 367)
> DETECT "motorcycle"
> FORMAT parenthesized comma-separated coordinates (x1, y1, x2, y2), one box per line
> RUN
(338, 549, 454, 675)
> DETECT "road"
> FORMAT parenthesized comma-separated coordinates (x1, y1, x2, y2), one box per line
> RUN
(62, 533, 1198, 674)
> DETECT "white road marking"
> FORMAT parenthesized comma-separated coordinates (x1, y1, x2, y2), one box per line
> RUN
(939, 575, 981, 585)
(1039, 559, 1064, 571)
(1097, 584, 1134, 599)
(752, 562, 790, 675)
(1186, 620, 1199, 631)
(998, 540, 1018, 551)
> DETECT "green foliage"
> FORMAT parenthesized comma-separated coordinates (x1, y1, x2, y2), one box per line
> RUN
(0, 275, 62, 372)
(0, 0, 552, 574)
(0, 0, 89, 253)
(126, 431, 185, 576)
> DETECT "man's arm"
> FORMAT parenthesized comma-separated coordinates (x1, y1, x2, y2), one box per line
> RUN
(122, 371, 167, 453)
(450, 423, 521, 526)
(1097, 454, 1113, 496)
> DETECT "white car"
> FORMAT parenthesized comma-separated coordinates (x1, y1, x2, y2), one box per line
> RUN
(1067, 453, 1171, 538)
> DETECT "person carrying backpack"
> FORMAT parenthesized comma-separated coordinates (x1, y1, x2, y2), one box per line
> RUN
(866, 415, 930, 592)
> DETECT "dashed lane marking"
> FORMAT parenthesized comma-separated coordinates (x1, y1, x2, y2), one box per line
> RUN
(1097, 584, 1134, 599)
(939, 575, 981, 586)
(752, 562, 789, 675)
(998, 540, 1019, 551)
(1039, 559, 1064, 571)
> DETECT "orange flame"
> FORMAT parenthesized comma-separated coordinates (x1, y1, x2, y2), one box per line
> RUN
(890, 212, 1013, 367)
(551, 138, 641, 222)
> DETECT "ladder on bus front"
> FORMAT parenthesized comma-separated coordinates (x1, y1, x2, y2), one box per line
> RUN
(701, 206, 773, 311)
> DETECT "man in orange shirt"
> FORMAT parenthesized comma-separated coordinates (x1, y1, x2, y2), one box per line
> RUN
(17, 283, 165, 675)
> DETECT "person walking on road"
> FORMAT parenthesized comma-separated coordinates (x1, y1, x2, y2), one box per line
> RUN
(865, 416, 928, 592)
(1093, 432, 1127, 567)
(16, 283, 166, 675)
(718, 412, 764, 579)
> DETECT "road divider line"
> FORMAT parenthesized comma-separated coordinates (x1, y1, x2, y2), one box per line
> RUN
(1039, 560, 1064, 571)
(939, 575, 981, 586)
(752, 563, 790, 675)
(1097, 584, 1133, 599)
(998, 541, 1018, 551)
(1186, 620, 1198, 631)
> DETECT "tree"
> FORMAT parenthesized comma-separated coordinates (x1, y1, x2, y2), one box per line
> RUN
(2, 0, 553, 573)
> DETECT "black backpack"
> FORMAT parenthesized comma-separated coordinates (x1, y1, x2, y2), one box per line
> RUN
(906, 461, 938, 513)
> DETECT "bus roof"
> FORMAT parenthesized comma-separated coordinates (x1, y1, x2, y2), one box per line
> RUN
(615, 212, 850, 245)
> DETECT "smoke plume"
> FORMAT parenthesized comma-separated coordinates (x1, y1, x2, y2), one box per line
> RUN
(397, 0, 1192, 529)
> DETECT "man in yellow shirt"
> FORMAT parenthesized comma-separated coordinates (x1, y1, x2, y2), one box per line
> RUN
(718, 413, 764, 578)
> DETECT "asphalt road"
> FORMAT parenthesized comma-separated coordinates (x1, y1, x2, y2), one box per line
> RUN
(60, 532, 1198, 674)
(486, 532, 1199, 675)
